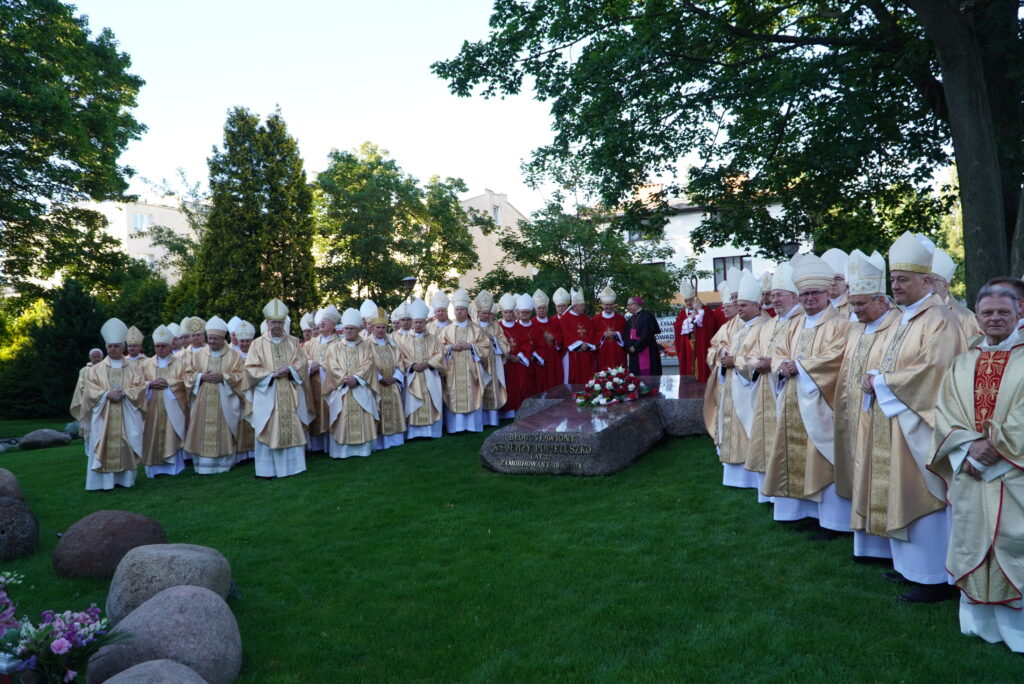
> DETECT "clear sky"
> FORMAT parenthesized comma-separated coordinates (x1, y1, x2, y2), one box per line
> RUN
(70, 0, 556, 215)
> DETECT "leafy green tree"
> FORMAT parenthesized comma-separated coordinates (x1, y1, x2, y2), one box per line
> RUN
(474, 267, 535, 300)
(480, 199, 689, 312)
(196, 108, 316, 328)
(314, 143, 479, 312)
(0, 0, 145, 296)
(434, 1, 1024, 296)
(102, 261, 169, 354)
(0, 279, 108, 418)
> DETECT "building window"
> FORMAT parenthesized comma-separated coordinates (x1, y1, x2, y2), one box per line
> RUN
(131, 213, 153, 232)
(713, 255, 752, 288)
(491, 205, 501, 223)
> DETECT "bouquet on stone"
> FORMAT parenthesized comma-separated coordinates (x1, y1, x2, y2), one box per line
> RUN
(0, 599, 128, 683)
(574, 366, 652, 406)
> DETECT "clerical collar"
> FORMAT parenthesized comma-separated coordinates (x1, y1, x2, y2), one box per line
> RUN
(413, 332, 424, 337)
(374, 337, 387, 345)
(230, 344, 240, 352)
(345, 340, 358, 348)
(500, 319, 516, 328)
(455, 320, 468, 328)
(270, 336, 283, 344)
(829, 294, 845, 308)
(981, 329, 1020, 351)
(109, 359, 124, 368)
(190, 346, 204, 353)
(320, 335, 336, 343)
(519, 320, 533, 327)
(902, 292, 931, 314)
(130, 354, 143, 360)
(780, 304, 801, 320)
(536, 316, 549, 323)
(864, 311, 889, 334)
(803, 309, 825, 328)
(436, 320, 450, 327)
(601, 311, 616, 318)
(210, 349, 224, 357)
(568, 309, 581, 316)
(157, 356, 170, 367)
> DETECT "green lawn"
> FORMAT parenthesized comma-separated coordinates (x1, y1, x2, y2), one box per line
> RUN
(0, 419, 1018, 682)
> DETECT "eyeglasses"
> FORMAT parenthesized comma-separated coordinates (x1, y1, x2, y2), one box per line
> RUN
(798, 290, 827, 298)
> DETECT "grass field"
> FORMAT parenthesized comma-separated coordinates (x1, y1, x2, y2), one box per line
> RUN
(0, 418, 1019, 682)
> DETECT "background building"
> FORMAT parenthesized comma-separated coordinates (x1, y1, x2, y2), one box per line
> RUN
(92, 193, 192, 284)
(457, 189, 532, 289)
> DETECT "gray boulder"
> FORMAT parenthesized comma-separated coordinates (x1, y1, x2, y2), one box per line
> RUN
(18, 428, 71, 450)
(103, 659, 207, 684)
(0, 496, 37, 561)
(106, 544, 231, 625)
(53, 510, 166, 579)
(0, 469, 23, 500)
(88, 585, 241, 684)
(64, 421, 81, 439)
(0, 444, 6, 455)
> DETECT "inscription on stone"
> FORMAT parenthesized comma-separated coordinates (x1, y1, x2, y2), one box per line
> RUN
(492, 433, 591, 470)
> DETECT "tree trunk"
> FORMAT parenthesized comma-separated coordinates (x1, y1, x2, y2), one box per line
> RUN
(907, 0, 1011, 298)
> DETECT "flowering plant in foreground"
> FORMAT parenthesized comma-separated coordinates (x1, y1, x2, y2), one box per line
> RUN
(0, 603, 129, 683)
(574, 366, 653, 406)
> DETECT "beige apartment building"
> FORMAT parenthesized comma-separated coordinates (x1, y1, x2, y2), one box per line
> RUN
(457, 189, 532, 289)
(91, 194, 193, 285)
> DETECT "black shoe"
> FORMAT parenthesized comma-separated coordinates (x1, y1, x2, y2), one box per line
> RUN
(898, 584, 958, 603)
(808, 529, 842, 542)
(884, 571, 912, 584)
(851, 555, 892, 566)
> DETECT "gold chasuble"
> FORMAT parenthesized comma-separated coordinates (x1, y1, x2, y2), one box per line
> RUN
(397, 332, 446, 427)
(721, 314, 769, 465)
(183, 348, 245, 461)
(764, 306, 848, 501)
(931, 339, 1024, 606)
(70, 363, 93, 441)
(368, 338, 406, 437)
(833, 309, 900, 499)
(81, 358, 146, 473)
(139, 354, 189, 466)
(245, 336, 312, 450)
(701, 316, 739, 442)
(852, 295, 966, 540)
(734, 310, 800, 474)
(324, 340, 379, 447)
(477, 320, 510, 412)
(439, 322, 491, 414)
(305, 334, 338, 440)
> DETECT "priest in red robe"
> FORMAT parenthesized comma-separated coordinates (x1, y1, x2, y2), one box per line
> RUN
(593, 285, 627, 371)
(498, 293, 535, 415)
(559, 287, 597, 384)
(674, 280, 719, 382)
(531, 289, 563, 390)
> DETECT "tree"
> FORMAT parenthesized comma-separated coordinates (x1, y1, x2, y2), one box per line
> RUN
(314, 143, 479, 312)
(0, 279, 107, 418)
(479, 198, 693, 312)
(433, 1, 1024, 296)
(196, 108, 316, 328)
(0, 0, 145, 295)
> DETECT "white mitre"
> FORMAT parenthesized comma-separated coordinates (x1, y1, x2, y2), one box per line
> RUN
(532, 289, 549, 309)
(341, 308, 362, 328)
(451, 289, 471, 308)
(570, 287, 585, 305)
(771, 263, 798, 293)
(931, 249, 957, 283)
(430, 291, 450, 311)
(235, 321, 256, 340)
(100, 318, 128, 345)
(206, 316, 229, 334)
(262, 298, 288, 321)
(516, 293, 534, 311)
(152, 325, 174, 345)
(552, 287, 571, 306)
(408, 298, 430, 320)
(736, 271, 762, 303)
(847, 249, 887, 295)
(792, 254, 834, 293)
(598, 285, 616, 304)
(821, 248, 848, 279)
(889, 231, 933, 274)
(499, 293, 517, 311)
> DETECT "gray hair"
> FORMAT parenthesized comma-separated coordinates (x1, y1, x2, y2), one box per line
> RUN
(975, 285, 1020, 310)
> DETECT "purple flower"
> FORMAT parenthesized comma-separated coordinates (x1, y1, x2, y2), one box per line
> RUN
(18, 655, 37, 671)
(50, 637, 71, 655)
(64, 669, 77, 682)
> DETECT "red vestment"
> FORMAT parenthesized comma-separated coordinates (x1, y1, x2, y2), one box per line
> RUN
(592, 311, 627, 371)
(559, 311, 597, 384)
(499, 320, 539, 411)
(673, 306, 720, 382)
(532, 316, 563, 390)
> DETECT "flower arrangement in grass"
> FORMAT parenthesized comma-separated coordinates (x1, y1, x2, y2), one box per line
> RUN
(0, 571, 129, 683)
(574, 366, 652, 406)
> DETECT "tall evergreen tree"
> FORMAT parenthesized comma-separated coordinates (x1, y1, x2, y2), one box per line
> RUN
(197, 108, 315, 327)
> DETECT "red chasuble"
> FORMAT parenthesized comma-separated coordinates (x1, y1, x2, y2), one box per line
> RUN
(974, 350, 1012, 429)
(592, 311, 627, 371)
(532, 316, 563, 390)
(674, 307, 720, 382)
(559, 311, 597, 383)
(499, 320, 538, 411)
